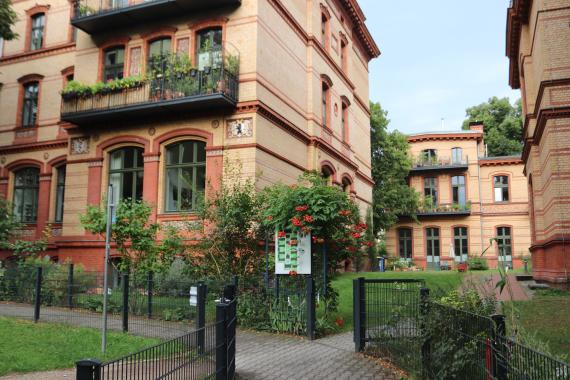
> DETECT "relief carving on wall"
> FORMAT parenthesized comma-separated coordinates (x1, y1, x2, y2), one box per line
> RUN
(176, 38, 189, 55)
(70, 137, 89, 155)
(227, 118, 253, 138)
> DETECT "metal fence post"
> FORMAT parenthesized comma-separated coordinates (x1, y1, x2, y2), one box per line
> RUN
(216, 302, 228, 380)
(491, 314, 508, 380)
(67, 264, 74, 309)
(223, 283, 236, 301)
(147, 271, 153, 319)
(306, 275, 316, 340)
(353, 277, 365, 352)
(420, 287, 431, 378)
(34, 267, 42, 323)
(122, 272, 129, 333)
(197, 282, 207, 355)
(275, 275, 280, 300)
(75, 359, 102, 380)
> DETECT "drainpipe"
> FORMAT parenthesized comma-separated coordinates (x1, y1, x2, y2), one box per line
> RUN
(476, 155, 485, 254)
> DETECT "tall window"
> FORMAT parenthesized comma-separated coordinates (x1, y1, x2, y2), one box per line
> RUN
(109, 147, 143, 201)
(30, 13, 45, 51)
(165, 141, 206, 212)
(451, 175, 466, 205)
(54, 165, 66, 223)
(426, 227, 440, 264)
(148, 37, 172, 70)
(494, 175, 509, 202)
(321, 14, 328, 48)
(340, 39, 347, 72)
(421, 149, 437, 163)
(496, 227, 512, 261)
(453, 227, 468, 262)
(341, 102, 348, 142)
(424, 177, 437, 206)
(321, 166, 334, 186)
(103, 47, 125, 82)
(22, 82, 39, 127)
(196, 28, 222, 70)
(13, 168, 40, 223)
(451, 147, 463, 164)
(398, 228, 412, 260)
(322, 82, 330, 129)
(342, 178, 351, 194)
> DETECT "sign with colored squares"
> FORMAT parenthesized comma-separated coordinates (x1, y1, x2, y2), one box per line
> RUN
(275, 229, 311, 274)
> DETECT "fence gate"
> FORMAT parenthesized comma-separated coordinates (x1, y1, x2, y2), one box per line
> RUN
(353, 278, 426, 373)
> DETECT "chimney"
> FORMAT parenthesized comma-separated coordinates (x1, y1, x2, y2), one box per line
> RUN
(469, 121, 484, 133)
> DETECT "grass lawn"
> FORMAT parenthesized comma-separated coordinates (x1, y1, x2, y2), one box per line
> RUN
(0, 317, 160, 376)
(330, 270, 463, 332)
(505, 288, 570, 360)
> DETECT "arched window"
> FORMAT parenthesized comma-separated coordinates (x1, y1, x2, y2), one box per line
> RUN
(341, 101, 349, 142)
(322, 82, 330, 129)
(453, 227, 468, 262)
(147, 37, 172, 70)
(103, 46, 125, 82)
(340, 38, 348, 72)
(320, 12, 329, 50)
(13, 168, 40, 223)
(196, 28, 222, 70)
(321, 165, 334, 186)
(108, 147, 144, 201)
(21, 82, 39, 127)
(165, 141, 206, 212)
(426, 227, 440, 269)
(30, 13, 45, 51)
(342, 177, 352, 194)
(54, 165, 66, 223)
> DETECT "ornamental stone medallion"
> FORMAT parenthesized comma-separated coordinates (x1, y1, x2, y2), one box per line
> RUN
(227, 118, 253, 138)
(70, 137, 89, 155)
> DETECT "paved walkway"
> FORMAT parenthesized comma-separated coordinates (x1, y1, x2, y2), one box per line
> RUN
(0, 303, 399, 379)
(462, 273, 530, 301)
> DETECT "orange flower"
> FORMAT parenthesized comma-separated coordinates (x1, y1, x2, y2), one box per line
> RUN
(335, 317, 345, 327)
(278, 231, 286, 238)
(303, 214, 314, 223)
(289, 270, 298, 277)
(295, 205, 309, 212)
(267, 215, 273, 221)
(291, 217, 302, 227)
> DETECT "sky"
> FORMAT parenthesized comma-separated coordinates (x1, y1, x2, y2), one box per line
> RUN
(358, 0, 520, 134)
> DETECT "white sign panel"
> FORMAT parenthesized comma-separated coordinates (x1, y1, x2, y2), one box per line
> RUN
(275, 229, 311, 274)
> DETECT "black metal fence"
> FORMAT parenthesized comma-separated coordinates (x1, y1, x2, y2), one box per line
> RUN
(353, 277, 570, 380)
(237, 274, 315, 339)
(0, 265, 218, 339)
(76, 284, 237, 380)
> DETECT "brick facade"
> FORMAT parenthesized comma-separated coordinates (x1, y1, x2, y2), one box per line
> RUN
(507, 0, 570, 282)
(0, 0, 380, 271)
(385, 124, 532, 270)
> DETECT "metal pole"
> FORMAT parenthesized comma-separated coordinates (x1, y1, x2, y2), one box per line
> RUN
(264, 230, 269, 288)
(322, 241, 328, 298)
(101, 184, 114, 353)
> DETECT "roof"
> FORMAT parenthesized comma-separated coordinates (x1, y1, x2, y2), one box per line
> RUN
(339, 0, 381, 60)
(407, 130, 483, 142)
(479, 155, 523, 166)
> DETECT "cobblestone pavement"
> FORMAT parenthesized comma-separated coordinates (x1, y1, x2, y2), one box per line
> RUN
(0, 303, 398, 379)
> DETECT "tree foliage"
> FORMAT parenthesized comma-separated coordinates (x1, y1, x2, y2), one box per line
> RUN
(188, 165, 265, 282)
(461, 97, 523, 156)
(370, 101, 419, 234)
(0, 198, 48, 259)
(0, 0, 18, 41)
(80, 199, 185, 275)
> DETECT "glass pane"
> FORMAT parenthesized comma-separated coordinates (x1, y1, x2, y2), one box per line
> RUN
(458, 186, 466, 205)
(166, 168, 179, 211)
(13, 189, 23, 221)
(123, 148, 134, 169)
(181, 142, 194, 164)
(135, 171, 143, 200)
(122, 171, 134, 199)
(109, 173, 122, 202)
(196, 142, 206, 163)
(167, 144, 180, 165)
(502, 187, 509, 201)
(110, 150, 123, 170)
(494, 188, 503, 202)
(55, 186, 64, 222)
(180, 168, 193, 210)
(196, 165, 206, 193)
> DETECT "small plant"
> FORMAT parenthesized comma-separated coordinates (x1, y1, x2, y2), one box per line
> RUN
(467, 257, 488, 270)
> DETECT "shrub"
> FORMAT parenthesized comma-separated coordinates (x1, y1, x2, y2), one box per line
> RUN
(467, 257, 488, 270)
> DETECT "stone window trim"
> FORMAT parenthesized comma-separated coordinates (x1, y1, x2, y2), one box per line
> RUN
(397, 227, 413, 260)
(96, 37, 131, 82)
(320, 4, 331, 52)
(5, 160, 44, 226)
(340, 173, 355, 194)
(16, 74, 44, 130)
(25, 5, 50, 53)
(492, 173, 511, 203)
(61, 66, 74, 87)
(320, 160, 337, 185)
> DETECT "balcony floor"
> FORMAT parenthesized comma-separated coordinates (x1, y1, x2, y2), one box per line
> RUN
(72, 0, 241, 34)
(61, 92, 236, 126)
(409, 163, 469, 174)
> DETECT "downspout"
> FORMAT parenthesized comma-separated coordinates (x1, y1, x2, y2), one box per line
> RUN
(476, 155, 485, 254)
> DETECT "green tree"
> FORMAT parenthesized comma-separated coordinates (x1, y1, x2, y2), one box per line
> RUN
(0, 0, 18, 41)
(80, 199, 185, 275)
(370, 101, 419, 235)
(0, 198, 48, 259)
(461, 97, 523, 156)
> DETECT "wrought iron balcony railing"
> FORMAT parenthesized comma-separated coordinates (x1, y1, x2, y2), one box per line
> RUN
(416, 202, 472, 217)
(72, 0, 241, 34)
(410, 156, 469, 173)
(61, 67, 238, 126)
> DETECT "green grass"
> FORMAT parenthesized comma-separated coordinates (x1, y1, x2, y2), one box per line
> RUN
(330, 271, 463, 332)
(0, 317, 161, 376)
(505, 288, 570, 360)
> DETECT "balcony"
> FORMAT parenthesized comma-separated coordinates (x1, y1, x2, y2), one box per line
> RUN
(416, 200, 472, 217)
(72, 0, 241, 34)
(61, 52, 238, 126)
(409, 156, 469, 174)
